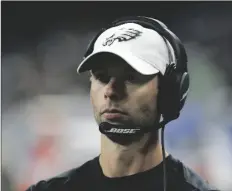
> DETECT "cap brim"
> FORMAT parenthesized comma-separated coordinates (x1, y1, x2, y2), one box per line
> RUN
(77, 49, 160, 75)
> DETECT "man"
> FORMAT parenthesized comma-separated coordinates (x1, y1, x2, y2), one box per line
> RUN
(26, 16, 219, 191)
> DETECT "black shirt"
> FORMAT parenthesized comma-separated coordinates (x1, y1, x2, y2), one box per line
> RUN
(26, 155, 219, 191)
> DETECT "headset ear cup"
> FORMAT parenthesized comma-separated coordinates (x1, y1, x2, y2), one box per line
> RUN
(158, 64, 187, 122)
(158, 72, 189, 123)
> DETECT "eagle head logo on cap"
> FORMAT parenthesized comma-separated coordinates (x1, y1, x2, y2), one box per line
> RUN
(102, 28, 142, 46)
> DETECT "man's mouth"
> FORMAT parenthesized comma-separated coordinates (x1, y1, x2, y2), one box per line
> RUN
(102, 109, 127, 120)
(102, 108, 127, 114)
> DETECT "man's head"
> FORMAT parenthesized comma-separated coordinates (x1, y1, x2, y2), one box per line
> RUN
(77, 17, 189, 144)
(78, 22, 173, 125)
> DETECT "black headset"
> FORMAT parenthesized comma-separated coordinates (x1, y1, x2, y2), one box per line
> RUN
(83, 16, 190, 126)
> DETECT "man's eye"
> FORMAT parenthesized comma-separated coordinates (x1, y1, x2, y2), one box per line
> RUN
(126, 73, 155, 84)
(126, 73, 144, 83)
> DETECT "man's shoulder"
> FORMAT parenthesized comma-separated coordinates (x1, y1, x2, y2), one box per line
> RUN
(168, 155, 220, 191)
(26, 156, 99, 191)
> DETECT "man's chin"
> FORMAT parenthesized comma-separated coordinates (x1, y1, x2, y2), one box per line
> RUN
(104, 132, 144, 146)
(102, 118, 127, 125)
(97, 120, 125, 129)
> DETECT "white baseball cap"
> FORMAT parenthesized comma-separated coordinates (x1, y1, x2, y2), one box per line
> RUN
(77, 23, 175, 75)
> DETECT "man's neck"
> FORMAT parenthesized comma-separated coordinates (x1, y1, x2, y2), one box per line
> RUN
(99, 133, 167, 178)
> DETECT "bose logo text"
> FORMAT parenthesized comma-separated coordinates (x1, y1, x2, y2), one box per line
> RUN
(106, 128, 139, 134)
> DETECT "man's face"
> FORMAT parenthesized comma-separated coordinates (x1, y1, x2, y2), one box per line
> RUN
(90, 55, 159, 130)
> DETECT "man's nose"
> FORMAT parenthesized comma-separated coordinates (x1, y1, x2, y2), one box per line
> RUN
(104, 77, 126, 100)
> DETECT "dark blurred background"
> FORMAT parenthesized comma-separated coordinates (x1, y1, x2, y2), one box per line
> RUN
(2, 2, 232, 191)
